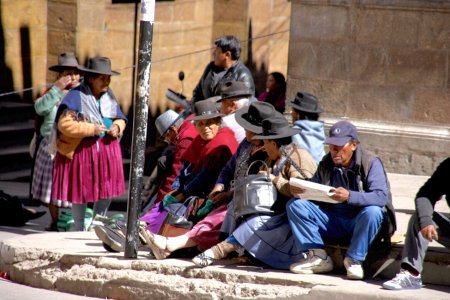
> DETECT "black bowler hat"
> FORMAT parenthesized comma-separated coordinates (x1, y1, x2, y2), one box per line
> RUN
(217, 81, 253, 102)
(290, 92, 323, 113)
(252, 113, 301, 140)
(235, 102, 276, 134)
(191, 98, 224, 121)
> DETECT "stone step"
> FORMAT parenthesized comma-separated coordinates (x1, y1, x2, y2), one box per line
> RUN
(0, 120, 34, 147)
(0, 145, 32, 174)
(0, 169, 31, 181)
(0, 101, 34, 125)
(1, 232, 449, 299)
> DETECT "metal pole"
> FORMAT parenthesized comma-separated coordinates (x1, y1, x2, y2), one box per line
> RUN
(125, 0, 155, 259)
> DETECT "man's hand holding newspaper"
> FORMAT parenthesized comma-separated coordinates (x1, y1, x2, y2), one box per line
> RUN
(289, 178, 349, 204)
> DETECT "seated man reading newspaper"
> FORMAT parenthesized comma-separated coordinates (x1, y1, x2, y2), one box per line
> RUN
(286, 120, 396, 280)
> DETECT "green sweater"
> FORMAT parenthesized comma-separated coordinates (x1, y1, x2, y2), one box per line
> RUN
(34, 86, 65, 139)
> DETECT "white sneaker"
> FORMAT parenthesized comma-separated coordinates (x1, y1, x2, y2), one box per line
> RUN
(382, 269, 422, 290)
(343, 256, 364, 280)
(290, 249, 334, 274)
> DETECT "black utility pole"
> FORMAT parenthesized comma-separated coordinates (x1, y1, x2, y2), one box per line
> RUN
(125, 0, 155, 259)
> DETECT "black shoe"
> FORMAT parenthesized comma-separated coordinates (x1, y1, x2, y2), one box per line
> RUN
(45, 222, 58, 231)
(23, 208, 46, 222)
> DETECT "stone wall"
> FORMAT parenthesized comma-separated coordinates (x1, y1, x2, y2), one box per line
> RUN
(2, 0, 291, 116)
(1, 0, 48, 101)
(288, 0, 450, 175)
(248, 0, 291, 93)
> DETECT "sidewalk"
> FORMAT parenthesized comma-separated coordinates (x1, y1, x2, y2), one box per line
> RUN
(0, 173, 449, 299)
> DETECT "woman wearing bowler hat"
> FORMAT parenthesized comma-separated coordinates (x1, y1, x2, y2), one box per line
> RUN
(140, 102, 273, 259)
(290, 92, 326, 164)
(192, 114, 318, 269)
(51, 56, 127, 231)
(138, 99, 238, 259)
(31, 52, 82, 231)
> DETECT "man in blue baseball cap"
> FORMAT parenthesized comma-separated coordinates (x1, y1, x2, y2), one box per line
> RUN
(286, 120, 396, 280)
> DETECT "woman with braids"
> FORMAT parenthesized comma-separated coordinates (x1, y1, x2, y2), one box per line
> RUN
(31, 52, 82, 230)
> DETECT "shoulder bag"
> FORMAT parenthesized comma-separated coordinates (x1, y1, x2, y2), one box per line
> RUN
(159, 196, 203, 237)
(232, 160, 277, 219)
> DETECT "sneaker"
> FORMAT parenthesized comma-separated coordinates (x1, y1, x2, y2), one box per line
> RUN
(343, 256, 364, 280)
(94, 225, 125, 252)
(116, 220, 148, 247)
(290, 249, 334, 274)
(382, 269, 422, 290)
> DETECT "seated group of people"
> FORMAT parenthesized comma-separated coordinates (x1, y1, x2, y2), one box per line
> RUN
(34, 41, 448, 291)
(93, 78, 450, 292)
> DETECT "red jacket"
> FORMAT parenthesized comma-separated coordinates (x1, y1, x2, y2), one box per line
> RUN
(155, 119, 198, 202)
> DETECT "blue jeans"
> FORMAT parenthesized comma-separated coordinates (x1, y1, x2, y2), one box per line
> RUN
(286, 199, 384, 262)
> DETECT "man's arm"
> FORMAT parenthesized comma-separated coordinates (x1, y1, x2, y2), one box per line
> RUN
(415, 158, 450, 230)
(347, 158, 389, 207)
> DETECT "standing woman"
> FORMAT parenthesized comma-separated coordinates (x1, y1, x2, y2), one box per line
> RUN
(51, 57, 127, 231)
(31, 52, 81, 231)
(257, 72, 286, 113)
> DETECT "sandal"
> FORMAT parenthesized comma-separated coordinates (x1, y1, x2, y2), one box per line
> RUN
(139, 226, 170, 260)
(192, 252, 215, 268)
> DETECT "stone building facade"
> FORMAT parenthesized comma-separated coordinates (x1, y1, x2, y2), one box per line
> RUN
(288, 0, 450, 174)
(1, 0, 449, 175)
(0, 0, 291, 114)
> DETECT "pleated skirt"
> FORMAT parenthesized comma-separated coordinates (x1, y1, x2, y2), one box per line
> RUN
(52, 136, 125, 204)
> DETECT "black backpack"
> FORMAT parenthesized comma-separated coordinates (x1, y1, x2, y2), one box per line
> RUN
(0, 190, 27, 226)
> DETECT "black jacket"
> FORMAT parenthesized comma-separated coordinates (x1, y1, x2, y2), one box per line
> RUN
(415, 157, 450, 229)
(191, 60, 255, 102)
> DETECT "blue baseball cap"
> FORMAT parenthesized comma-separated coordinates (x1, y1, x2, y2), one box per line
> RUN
(325, 120, 358, 146)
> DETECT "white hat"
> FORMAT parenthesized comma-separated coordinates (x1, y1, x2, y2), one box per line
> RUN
(155, 109, 181, 136)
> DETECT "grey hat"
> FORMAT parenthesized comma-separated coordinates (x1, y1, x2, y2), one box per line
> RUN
(155, 109, 182, 137)
(48, 52, 81, 72)
(217, 81, 253, 102)
(191, 98, 224, 121)
(235, 102, 276, 134)
(325, 120, 358, 146)
(290, 92, 323, 113)
(252, 113, 301, 140)
(78, 57, 120, 76)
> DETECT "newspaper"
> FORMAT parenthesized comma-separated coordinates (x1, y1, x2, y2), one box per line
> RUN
(289, 178, 339, 204)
